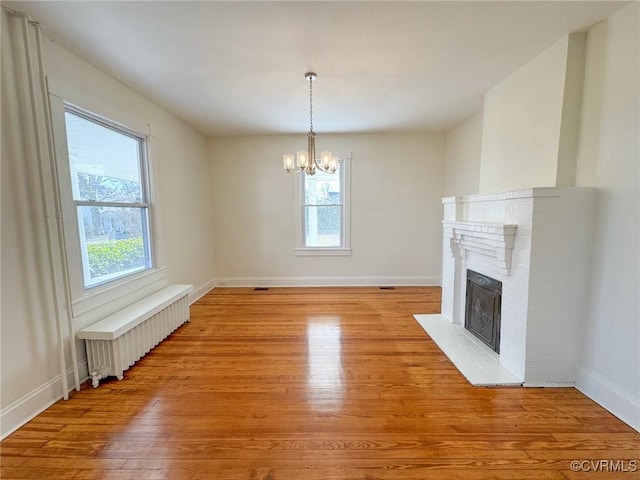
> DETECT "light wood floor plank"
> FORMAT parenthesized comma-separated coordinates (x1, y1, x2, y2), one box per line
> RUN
(1, 287, 638, 479)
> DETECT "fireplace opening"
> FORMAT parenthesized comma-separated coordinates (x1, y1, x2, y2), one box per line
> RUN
(465, 270, 502, 353)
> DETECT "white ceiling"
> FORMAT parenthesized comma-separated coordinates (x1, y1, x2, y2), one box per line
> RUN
(5, 1, 628, 136)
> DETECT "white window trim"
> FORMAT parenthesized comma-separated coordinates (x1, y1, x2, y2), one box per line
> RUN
(63, 104, 154, 289)
(294, 155, 351, 256)
(47, 77, 164, 309)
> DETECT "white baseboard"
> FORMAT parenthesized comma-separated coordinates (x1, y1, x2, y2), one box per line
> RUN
(189, 277, 216, 304)
(1, 360, 89, 440)
(575, 366, 640, 432)
(522, 382, 576, 388)
(215, 275, 441, 287)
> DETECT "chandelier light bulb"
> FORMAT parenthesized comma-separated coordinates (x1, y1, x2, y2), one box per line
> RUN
(283, 154, 295, 172)
(297, 151, 308, 168)
(329, 154, 339, 173)
(320, 151, 332, 169)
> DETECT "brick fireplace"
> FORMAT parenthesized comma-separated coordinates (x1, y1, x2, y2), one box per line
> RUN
(439, 187, 595, 386)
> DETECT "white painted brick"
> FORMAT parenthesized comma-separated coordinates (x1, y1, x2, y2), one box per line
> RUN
(440, 187, 596, 386)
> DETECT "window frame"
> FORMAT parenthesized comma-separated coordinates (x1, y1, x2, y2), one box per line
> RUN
(294, 156, 351, 256)
(48, 92, 161, 305)
(63, 105, 154, 289)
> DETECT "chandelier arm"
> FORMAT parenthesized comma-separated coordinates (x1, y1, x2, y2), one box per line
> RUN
(315, 161, 341, 174)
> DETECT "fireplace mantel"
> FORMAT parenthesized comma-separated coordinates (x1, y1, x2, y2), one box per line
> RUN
(443, 221, 517, 275)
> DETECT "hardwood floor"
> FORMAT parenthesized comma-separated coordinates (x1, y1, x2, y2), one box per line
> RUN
(1, 287, 638, 479)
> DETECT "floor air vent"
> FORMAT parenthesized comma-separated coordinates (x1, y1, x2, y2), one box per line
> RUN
(254, 287, 269, 291)
(379, 286, 395, 290)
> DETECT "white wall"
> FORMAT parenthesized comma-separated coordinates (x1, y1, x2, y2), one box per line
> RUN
(42, 37, 216, 298)
(210, 132, 444, 285)
(556, 33, 586, 187)
(443, 111, 482, 196)
(479, 34, 587, 194)
(1, 11, 216, 437)
(574, 3, 640, 430)
(1, 10, 63, 436)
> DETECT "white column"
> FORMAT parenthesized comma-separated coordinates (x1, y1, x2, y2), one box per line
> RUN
(440, 197, 463, 323)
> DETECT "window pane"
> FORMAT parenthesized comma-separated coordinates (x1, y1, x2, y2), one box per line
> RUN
(65, 110, 143, 203)
(304, 206, 341, 247)
(304, 167, 341, 205)
(77, 206, 150, 287)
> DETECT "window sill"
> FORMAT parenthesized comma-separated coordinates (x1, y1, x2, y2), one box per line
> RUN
(295, 248, 351, 257)
(71, 266, 167, 317)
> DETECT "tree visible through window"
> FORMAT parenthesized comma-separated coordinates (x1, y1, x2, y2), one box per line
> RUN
(64, 108, 152, 288)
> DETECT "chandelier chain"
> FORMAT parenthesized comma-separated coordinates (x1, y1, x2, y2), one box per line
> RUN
(309, 75, 313, 133)
(283, 71, 340, 176)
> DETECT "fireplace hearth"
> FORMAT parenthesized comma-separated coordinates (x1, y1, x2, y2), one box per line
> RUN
(465, 269, 502, 353)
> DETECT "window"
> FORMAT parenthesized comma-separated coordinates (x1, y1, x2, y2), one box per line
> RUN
(303, 167, 342, 247)
(295, 158, 351, 255)
(63, 107, 152, 288)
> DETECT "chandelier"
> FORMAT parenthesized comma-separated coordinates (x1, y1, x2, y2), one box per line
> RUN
(283, 72, 339, 175)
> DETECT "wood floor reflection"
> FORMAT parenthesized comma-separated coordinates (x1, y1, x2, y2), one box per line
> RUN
(2, 287, 638, 479)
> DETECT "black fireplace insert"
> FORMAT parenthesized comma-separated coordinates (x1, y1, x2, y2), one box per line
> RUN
(465, 269, 502, 353)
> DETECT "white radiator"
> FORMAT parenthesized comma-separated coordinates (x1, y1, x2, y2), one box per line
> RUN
(78, 284, 193, 387)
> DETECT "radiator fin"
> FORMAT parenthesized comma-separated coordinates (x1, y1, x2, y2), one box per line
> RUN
(85, 295, 190, 383)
